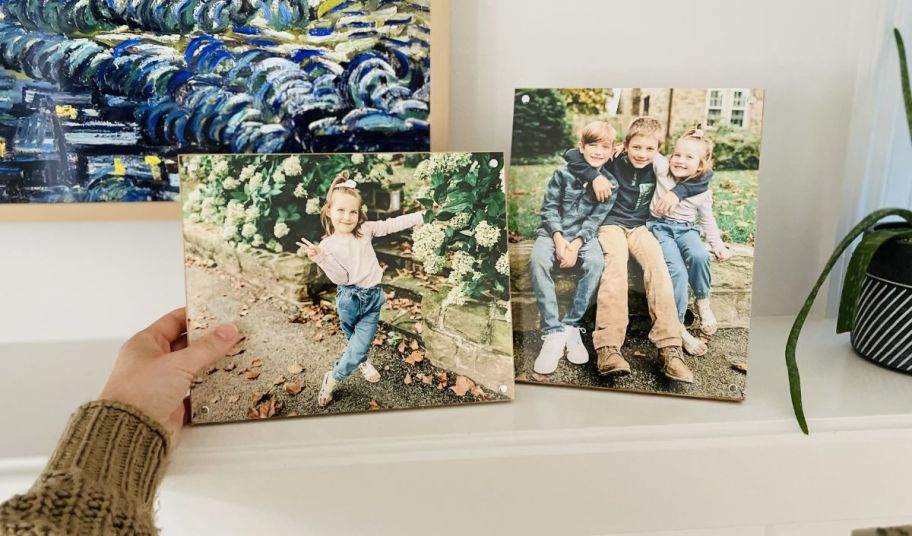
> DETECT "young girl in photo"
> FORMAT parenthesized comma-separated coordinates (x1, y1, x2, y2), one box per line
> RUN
(647, 128, 732, 356)
(297, 170, 424, 407)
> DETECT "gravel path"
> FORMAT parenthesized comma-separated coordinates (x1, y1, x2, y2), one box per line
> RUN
(513, 327, 750, 401)
(185, 257, 507, 424)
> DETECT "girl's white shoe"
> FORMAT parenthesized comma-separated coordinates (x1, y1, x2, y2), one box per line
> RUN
(359, 361, 381, 383)
(318, 371, 338, 407)
(681, 326, 708, 356)
(696, 298, 718, 336)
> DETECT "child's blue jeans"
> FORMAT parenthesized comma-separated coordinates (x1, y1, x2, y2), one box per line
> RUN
(647, 219, 712, 322)
(529, 235, 605, 335)
(332, 284, 386, 381)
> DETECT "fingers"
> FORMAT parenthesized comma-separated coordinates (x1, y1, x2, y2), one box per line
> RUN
(168, 323, 240, 374)
(138, 308, 187, 348)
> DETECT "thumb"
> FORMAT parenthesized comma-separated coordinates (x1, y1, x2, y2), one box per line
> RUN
(170, 323, 240, 374)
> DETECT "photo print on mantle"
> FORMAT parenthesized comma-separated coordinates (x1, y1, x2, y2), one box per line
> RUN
(0, 0, 432, 204)
(180, 151, 512, 423)
(508, 88, 763, 401)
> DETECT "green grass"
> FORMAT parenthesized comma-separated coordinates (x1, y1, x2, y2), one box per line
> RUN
(508, 165, 758, 246)
(711, 169, 758, 246)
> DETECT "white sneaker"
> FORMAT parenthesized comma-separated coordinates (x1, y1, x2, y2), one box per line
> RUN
(533, 330, 568, 374)
(564, 326, 590, 365)
(318, 371, 338, 407)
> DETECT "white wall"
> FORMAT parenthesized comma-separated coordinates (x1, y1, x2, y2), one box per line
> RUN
(448, 0, 877, 318)
(0, 0, 881, 343)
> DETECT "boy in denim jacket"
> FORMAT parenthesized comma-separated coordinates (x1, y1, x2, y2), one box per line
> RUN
(529, 121, 619, 374)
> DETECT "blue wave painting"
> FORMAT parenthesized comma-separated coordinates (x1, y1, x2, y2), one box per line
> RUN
(0, 0, 431, 203)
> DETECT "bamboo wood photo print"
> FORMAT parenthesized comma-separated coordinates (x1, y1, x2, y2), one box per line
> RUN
(508, 88, 763, 401)
(0, 0, 432, 205)
(180, 152, 512, 423)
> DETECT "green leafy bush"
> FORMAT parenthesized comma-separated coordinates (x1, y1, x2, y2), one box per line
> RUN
(510, 89, 575, 164)
(411, 153, 510, 305)
(180, 153, 394, 252)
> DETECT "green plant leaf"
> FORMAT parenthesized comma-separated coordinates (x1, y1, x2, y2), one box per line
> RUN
(787, 208, 912, 434)
(896, 29, 912, 145)
(836, 227, 912, 333)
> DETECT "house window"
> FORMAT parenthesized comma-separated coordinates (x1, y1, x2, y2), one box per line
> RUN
(707, 90, 723, 126)
(706, 88, 751, 128)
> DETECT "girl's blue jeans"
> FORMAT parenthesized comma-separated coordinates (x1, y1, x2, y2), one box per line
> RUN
(529, 235, 605, 334)
(332, 284, 386, 381)
(647, 219, 712, 322)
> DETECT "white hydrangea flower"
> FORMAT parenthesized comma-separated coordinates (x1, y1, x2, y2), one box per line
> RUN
(379, 154, 393, 162)
(447, 212, 470, 230)
(413, 159, 432, 183)
(282, 156, 302, 176)
(443, 283, 468, 307)
(221, 223, 238, 241)
(244, 206, 260, 222)
(212, 158, 229, 176)
(239, 165, 256, 182)
(496, 253, 510, 275)
(267, 240, 283, 253)
(305, 197, 321, 215)
(473, 220, 500, 248)
(184, 156, 202, 180)
(351, 154, 365, 165)
(187, 189, 202, 204)
(252, 234, 264, 247)
(241, 223, 257, 238)
(411, 223, 445, 267)
(293, 183, 307, 198)
(421, 255, 446, 274)
(274, 222, 290, 238)
(226, 200, 245, 223)
(189, 213, 202, 223)
(273, 169, 286, 184)
(248, 172, 264, 192)
(450, 250, 475, 277)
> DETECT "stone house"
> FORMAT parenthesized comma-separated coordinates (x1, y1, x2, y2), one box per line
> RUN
(613, 87, 764, 144)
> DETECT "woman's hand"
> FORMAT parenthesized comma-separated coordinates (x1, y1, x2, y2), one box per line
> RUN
(99, 308, 240, 447)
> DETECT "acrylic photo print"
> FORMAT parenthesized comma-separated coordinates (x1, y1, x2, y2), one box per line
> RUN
(181, 152, 512, 423)
(0, 0, 432, 204)
(508, 88, 762, 401)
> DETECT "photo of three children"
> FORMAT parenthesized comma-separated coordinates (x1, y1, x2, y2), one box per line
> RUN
(509, 88, 760, 400)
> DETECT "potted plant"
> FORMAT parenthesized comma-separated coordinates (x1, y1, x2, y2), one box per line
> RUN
(786, 29, 912, 434)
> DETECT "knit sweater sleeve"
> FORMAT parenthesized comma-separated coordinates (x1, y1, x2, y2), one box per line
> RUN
(0, 400, 170, 536)
(312, 241, 350, 285)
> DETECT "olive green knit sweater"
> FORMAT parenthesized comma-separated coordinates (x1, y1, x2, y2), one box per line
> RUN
(0, 401, 170, 535)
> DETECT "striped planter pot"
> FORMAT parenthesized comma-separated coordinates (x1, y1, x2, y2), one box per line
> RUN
(850, 230, 912, 373)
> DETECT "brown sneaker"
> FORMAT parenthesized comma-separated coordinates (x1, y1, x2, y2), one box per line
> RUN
(659, 346, 694, 383)
(597, 346, 630, 376)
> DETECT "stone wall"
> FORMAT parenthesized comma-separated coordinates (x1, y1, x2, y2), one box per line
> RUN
(420, 289, 515, 397)
(183, 222, 329, 303)
(508, 240, 754, 332)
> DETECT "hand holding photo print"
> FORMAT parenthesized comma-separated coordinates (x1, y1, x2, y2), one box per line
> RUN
(509, 88, 762, 401)
(180, 152, 513, 424)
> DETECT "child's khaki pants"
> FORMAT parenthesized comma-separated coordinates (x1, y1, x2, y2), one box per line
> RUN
(593, 224, 682, 350)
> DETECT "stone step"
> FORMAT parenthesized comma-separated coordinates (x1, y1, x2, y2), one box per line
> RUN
(507, 240, 753, 332)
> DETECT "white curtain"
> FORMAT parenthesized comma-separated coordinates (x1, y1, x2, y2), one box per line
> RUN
(828, 0, 912, 315)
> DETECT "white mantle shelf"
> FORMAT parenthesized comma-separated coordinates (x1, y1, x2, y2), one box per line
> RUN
(2, 316, 911, 535)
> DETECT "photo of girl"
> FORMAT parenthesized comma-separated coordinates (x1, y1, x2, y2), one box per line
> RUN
(509, 88, 762, 400)
(180, 152, 514, 424)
